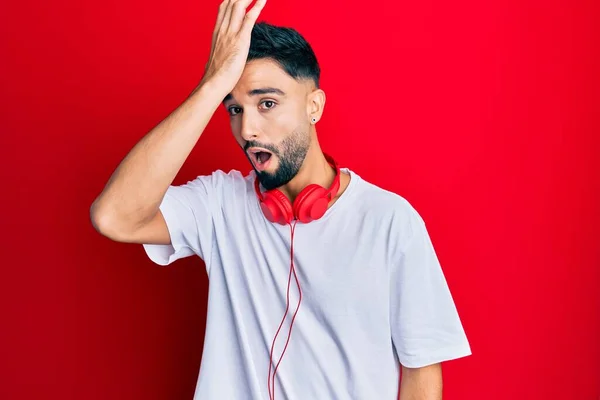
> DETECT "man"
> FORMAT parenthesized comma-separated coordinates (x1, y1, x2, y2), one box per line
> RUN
(90, 0, 472, 399)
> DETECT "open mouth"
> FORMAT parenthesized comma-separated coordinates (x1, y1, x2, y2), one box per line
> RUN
(247, 148, 274, 170)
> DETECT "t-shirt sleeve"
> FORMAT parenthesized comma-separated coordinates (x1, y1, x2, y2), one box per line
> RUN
(142, 173, 219, 269)
(390, 208, 472, 368)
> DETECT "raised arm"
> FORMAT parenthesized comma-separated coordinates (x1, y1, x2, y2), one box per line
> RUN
(90, 0, 267, 245)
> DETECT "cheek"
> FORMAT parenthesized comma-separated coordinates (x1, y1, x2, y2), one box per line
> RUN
(229, 118, 243, 143)
(266, 108, 304, 137)
(233, 136, 244, 149)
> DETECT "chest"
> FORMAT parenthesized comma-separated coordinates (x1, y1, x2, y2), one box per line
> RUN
(288, 228, 391, 322)
(218, 215, 393, 327)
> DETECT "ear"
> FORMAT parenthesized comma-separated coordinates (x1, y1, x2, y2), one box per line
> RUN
(307, 88, 326, 124)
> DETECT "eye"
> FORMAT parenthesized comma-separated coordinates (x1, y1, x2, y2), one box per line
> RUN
(260, 100, 276, 110)
(228, 106, 242, 116)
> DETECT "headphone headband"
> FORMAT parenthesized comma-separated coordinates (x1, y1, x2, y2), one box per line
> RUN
(254, 153, 340, 200)
(254, 153, 341, 224)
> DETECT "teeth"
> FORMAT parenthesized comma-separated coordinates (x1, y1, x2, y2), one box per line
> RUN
(250, 150, 270, 165)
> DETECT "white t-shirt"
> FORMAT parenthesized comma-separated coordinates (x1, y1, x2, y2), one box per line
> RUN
(143, 167, 472, 400)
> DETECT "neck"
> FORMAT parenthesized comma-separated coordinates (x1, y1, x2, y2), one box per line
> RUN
(279, 143, 336, 202)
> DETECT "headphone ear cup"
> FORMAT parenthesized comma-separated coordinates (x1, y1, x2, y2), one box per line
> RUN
(293, 184, 329, 223)
(261, 189, 294, 225)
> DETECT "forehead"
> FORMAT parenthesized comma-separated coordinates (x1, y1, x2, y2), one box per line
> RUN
(225, 59, 303, 102)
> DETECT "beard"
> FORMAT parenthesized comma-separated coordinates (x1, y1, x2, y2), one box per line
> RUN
(244, 127, 310, 191)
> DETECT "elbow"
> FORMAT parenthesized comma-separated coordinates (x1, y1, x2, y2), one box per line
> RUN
(90, 197, 152, 243)
(90, 198, 122, 240)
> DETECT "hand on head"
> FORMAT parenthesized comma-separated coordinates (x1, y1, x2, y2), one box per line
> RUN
(200, 0, 268, 91)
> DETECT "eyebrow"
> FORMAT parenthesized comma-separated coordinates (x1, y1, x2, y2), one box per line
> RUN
(223, 87, 286, 103)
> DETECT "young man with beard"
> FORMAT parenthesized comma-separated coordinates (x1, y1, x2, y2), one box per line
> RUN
(90, 0, 472, 399)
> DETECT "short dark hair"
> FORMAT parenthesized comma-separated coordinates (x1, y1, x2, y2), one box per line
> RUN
(248, 22, 321, 88)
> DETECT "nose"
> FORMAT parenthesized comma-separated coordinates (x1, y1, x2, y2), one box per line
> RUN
(240, 112, 259, 142)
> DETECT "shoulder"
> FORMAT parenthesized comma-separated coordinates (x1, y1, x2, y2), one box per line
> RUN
(176, 168, 253, 192)
(346, 169, 428, 249)
(350, 170, 424, 223)
(164, 168, 254, 208)
(192, 168, 251, 184)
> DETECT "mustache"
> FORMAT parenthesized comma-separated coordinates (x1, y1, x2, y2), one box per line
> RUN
(244, 141, 280, 156)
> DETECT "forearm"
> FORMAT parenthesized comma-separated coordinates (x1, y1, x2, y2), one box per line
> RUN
(90, 80, 226, 234)
(399, 363, 443, 400)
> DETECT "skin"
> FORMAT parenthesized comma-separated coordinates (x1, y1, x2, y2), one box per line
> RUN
(400, 363, 443, 399)
(90, 0, 444, 396)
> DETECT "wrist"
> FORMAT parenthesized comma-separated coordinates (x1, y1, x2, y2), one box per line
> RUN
(187, 77, 231, 109)
(194, 73, 233, 97)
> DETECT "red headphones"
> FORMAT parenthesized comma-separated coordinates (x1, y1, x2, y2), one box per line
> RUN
(254, 153, 341, 225)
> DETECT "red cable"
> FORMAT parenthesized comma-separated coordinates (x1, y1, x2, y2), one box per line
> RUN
(268, 221, 302, 400)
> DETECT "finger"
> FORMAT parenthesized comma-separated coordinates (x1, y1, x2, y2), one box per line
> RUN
(219, 0, 238, 33)
(228, 0, 253, 33)
(215, 0, 228, 28)
(212, 0, 229, 45)
(239, 0, 266, 38)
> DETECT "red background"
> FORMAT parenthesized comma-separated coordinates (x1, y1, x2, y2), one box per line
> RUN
(1, 0, 599, 399)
